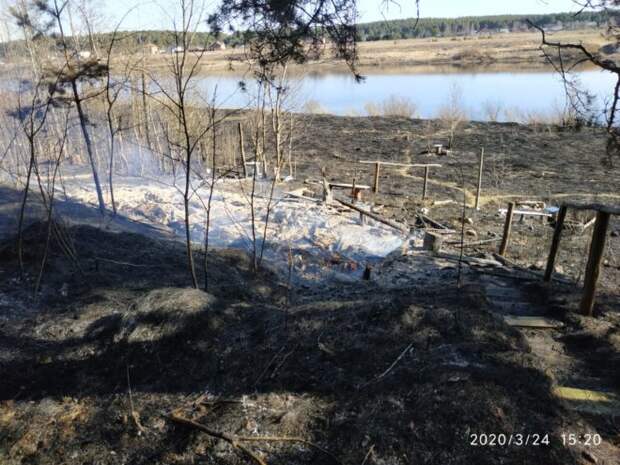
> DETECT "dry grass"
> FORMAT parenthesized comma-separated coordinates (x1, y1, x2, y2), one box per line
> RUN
(106, 29, 613, 75)
(365, 95, 418, 118)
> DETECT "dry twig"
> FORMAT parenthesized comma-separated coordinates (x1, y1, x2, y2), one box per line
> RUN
(167, 413, 344, 465)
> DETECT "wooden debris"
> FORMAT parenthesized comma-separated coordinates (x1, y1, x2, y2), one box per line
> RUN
(335, 197, 409, 234)
(498, 202, 515, 256)
(416, 212, 451, 231)
(581, 216, 596, 231)
(580, 211, 611, 316)
(359, 160, 442, 168)
(284, 189, 321, 203)
(544, 205, 567, 282)
(423, 231, 443, 252)
(498, 208, 552, 218)
(326, 182, 371, 190)
(503, 316, 564, 329)
(437, 252, 504, 268)
(563, 202, 620, 215)
(445, 237, 502, 248)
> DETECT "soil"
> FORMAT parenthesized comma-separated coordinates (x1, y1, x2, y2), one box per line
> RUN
(1, 115, 619, 465)
(286, 113, 620, 295)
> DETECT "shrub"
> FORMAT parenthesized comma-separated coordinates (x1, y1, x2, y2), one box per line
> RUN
(365, 95, 418, 118)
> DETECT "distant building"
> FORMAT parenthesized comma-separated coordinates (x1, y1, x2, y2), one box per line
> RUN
(168, 46, 184, 54)
(78, 50, 92, 59)
(547, 21, 564, 32)
(207, 41, 226, 51)
(143, 43, 160, 55)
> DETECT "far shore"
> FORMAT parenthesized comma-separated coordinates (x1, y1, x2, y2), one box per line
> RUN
(119, 28, 612, 75)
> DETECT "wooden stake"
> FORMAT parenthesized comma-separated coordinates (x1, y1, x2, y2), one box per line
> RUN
(422, 166, 430, 200)
(475, 147, 484, 210)
(238, 122, 247, 178)
(580, 211, 611, 316)
(544, 205, 567, 282)
(498, 202, 515, 256)
(372, 161, 380, 193)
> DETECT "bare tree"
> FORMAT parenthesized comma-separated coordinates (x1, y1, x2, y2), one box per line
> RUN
(13, 75, 58, 273)
(52, 0, 107, 213)
(102, 11, 137, 215)
(529, 1, 620, 163)
(147, 0, 215, 288)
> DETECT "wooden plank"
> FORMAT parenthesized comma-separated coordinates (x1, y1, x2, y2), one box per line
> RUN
(328, 182, 370, 189)
(553, 386, 618, 403)
(284, 189, 321, 203)
(563, 202, 620, 215)
(544, 205, 567, 282)
(498, 208, 552, 217)
(498, 202, 515, 256)
(553, 386, 620, 414)
(580, 211, 611, 316)
(503, 315, 564, 329)
(334, 197, 409, 234)
(359, 160, 442, 168)
(445, 237, 502, 247)
(417, 212, 451, 230)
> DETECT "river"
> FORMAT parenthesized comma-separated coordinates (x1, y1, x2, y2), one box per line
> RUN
(193, 65, 617, 122)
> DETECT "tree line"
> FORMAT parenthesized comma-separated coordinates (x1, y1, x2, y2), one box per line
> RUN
(356, 11, 617, 41)
(2, 10, 617, 59)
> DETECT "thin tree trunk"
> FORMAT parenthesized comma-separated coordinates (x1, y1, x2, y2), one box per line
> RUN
(71, 80, 106, 214)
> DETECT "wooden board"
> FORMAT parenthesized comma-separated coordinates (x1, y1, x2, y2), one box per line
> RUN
(563, 202, 620, 215)
(358, 160, 442, 168)
(503, 316, 564, 329)
(553, 386, 620, 414)
(499, 208, 552, 217)
(328, 182, 371, 190)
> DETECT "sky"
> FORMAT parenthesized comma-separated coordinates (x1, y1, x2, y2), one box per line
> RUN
(98, 0, 584, 31)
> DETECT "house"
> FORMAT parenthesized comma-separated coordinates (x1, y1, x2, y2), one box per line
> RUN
(207, 41, 226, 51)
(168, 46, 184, 54)
(143, 43, 160, 55)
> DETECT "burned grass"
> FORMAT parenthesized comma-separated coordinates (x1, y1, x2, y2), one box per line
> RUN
(0, 222, 610, 464)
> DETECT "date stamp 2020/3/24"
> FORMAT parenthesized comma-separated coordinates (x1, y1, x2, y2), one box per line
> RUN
(469, 433, 603, 447)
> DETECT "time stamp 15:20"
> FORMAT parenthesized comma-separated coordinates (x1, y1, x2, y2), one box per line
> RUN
(469, 433, 602, 447)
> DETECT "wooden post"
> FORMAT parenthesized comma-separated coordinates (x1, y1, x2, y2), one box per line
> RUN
(580, 211, 611, 316)
(475, 147, 484, 210)
(423, 231, 443, 252)
(372, 161, 380, 193)
(238, 122, 247, 178)
(498, 202, 515, 256)
(422, 166, 430, 200)
(321, 167, 332, 204)
(544, 205, 568, 282)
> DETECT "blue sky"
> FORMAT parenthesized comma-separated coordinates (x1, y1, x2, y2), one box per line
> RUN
(102, 0, 582, 31)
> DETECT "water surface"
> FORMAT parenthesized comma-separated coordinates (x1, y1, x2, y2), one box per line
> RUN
(194, 66, 617, 121)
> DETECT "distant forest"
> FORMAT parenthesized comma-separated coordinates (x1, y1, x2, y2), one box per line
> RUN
(99, 11, 620, 50)
(1, 10, 617, 57)
(356, 11, 618, 41)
